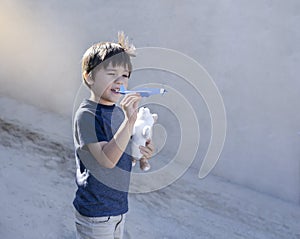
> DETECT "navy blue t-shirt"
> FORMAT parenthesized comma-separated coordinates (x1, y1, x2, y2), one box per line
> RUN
(73, 99, 132, 217)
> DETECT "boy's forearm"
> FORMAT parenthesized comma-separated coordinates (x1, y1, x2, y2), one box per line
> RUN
(100, 119, 134, 168)
(87, 94, 140, 169)
(87, 119, 133, 169)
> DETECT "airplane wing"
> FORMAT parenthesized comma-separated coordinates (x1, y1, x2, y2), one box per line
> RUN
(118, 85, 166, 97)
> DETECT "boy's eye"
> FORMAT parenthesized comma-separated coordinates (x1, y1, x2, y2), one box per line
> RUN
(107, 73, 115, 76)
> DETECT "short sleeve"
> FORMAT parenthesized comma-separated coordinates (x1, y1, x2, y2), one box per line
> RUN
(75, 110, 106, 148)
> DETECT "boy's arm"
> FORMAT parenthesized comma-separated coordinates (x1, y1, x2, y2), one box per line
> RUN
(87, 94, 141, 169)
(87, 119, 134, 168)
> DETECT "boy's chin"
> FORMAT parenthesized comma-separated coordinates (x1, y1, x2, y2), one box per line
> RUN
(100, 95, 120, 105)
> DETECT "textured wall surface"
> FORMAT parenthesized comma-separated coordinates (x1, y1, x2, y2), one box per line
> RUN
(0, 0, 299, 203)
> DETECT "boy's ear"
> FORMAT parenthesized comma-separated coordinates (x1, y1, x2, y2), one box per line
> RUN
(83, 71, 94, 86)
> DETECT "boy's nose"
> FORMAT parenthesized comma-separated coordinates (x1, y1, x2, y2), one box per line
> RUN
(114, 76, 125, 84)
(115, 81, 124, 86)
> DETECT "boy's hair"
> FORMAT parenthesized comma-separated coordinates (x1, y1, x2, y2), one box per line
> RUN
(81, 32, 135, 87)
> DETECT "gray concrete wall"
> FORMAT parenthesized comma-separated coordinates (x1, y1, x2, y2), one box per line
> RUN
(0, 0, 299, 203)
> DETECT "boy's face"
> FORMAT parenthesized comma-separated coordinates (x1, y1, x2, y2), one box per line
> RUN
(90, 62, 130, 105)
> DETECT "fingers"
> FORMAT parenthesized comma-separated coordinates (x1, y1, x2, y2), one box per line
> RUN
(139, 140, 155, 159)
(120, 93, 141, 109)
(145, 140, 155, 152)
(120, 93, 141, 121)
(139, 146, 152, 159)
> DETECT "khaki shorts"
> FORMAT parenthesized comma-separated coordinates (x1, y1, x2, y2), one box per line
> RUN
(75, 211, 126, 239)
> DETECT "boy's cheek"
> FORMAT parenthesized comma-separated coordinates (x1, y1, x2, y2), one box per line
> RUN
(95, 81, 112, 92)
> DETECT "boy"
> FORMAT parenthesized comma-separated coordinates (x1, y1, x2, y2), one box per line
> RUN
(73, 32, 154, 239)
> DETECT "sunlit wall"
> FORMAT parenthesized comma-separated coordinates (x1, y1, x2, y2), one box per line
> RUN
(0, 0, 299, 204)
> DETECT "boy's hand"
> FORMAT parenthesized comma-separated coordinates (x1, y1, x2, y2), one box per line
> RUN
(120, 93, 141, 124)
(139, 139, 155, 160)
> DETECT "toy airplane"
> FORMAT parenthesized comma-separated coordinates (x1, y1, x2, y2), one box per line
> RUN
(118, 85, 167, 97)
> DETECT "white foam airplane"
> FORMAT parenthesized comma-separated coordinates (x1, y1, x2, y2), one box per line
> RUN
(118, 85, 167, 97)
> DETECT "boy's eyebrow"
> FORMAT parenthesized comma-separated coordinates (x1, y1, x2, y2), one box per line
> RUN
(106, 68, 129, 72)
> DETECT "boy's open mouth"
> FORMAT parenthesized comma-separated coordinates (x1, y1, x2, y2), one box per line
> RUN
(111, 88, 120, 94)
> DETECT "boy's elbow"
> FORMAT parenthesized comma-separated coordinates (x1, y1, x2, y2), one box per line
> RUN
(103, 161, 116, 169)
(98, 156, 117, 169)
(88, 142, 117, 169)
